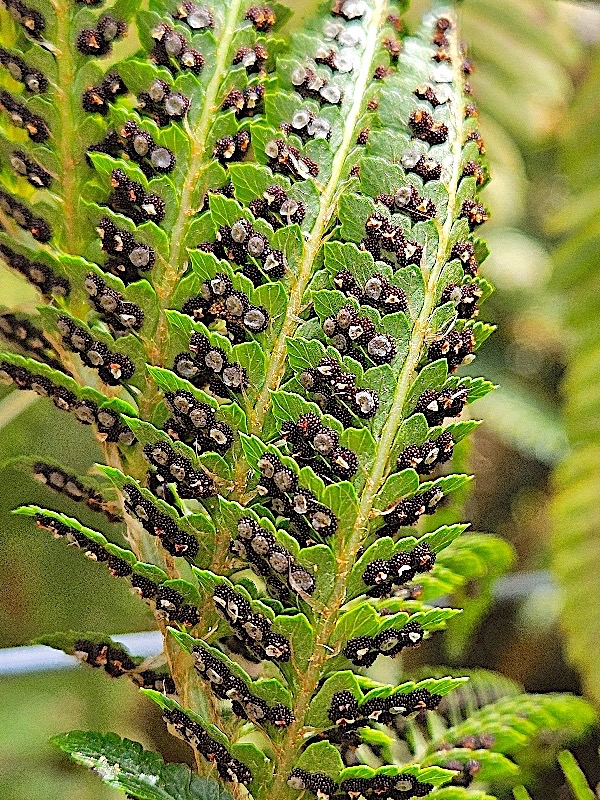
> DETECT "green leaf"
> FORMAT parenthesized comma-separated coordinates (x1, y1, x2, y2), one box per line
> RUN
(323, 241, 377, 286)
(286, 337, 327, 372)
(306, 672, 363, 730)
(294, 742, 344, 780)
(375, 469, 420, 511)
(405, 360, 449, 414)
(273, 613, 315, 677)
(52, 731, 234, 800)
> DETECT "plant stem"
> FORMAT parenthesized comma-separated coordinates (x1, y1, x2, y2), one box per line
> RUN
(53, 0, 82, 254)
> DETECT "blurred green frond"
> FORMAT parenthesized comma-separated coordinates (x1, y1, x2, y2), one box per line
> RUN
(551, 45, 600, 708)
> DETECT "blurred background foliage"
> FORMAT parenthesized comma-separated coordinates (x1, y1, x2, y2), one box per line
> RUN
(2, 1, 600, 798)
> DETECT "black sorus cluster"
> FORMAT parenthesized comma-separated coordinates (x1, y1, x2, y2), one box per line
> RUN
(378, 487, 444, 535)
(465, 129, 486, 154)
(56, 315, 135, 386)
(401, 146, 443, 183)
(191, 644, 294, 727)
(33, 513, 198, 626)
(408, 109, 448, 145)
(181, 272, 269, 342)
(122, 483, 200, 560)
(413, 83, 451, 109)
(361, 212, 423, 268)
(245, 5, 276, 31)
(81, 72, 127, 115)
(256, 452, 338, 546)
(334, 270, 408, 316)
(0, 47, 47, 92)
(249, 184, 306, 228)
(376, 185, 437, 222)
(150, 23, 204, 73)
(162, 389, 234, 454)
(74, 640, 139, 677)
(173, 331, 248, 396)
(440, 282, 480, 319)
(397, 432, 454, 475)
(264, 138, 319, 181)
(0, 313, 60, 368)
(341, 773, 434, 800)
(232, 516, 316, 597)
(172, 3, 214, 30)
(212, 583, 291, 662)
(322, 303, 397, 366)
(328, 687, 441, 730)
(299, 357, 379, 426)
(90, 121, 176, 177)
(138, 79, 190, 126)
(2, 0, 45, 39)
(199, 219, 287, 285)
(362, 541, 437, 597)
(75, 638, 175, 695)
(9, 149, 52, 188)
(460, 198, 489, 229)
(213, 130, 251, 164)
(84, 273, 144, 335)
(77, 15, 128, 57)
(96, 217, 155, 284)
(32, 461, 121, 523)
(222, 84, 265, 118)
(107, 169, 166, 225)
(290, 64, 343, 106)
(163, 706, 252, 784)
(78, 642, 173, 695)
(450, 240, 479, 277)
(289, 767, 435, 800)
(280, 108, 332, 141)
(427, 329, 475, 372)
(280, 412, 359, 482)
(154, 585, 200, 627)
(343, 620, 425, 666)
(0, 361, 135, 444)
(142, 439, 215, 500)
(0, 190, 51, 241)
(462, 159, 487, 186)
(232, 43, 268, 73)
(413, 386, 469, 426)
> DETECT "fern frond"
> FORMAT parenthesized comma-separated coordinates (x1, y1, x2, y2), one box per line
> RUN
(1, 1, 595, 798)
(550, 47, 600, 708)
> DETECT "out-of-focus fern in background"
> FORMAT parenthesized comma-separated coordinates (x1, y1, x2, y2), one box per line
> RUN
(1, 1, 600, 798)
(551, 43, 600, 711)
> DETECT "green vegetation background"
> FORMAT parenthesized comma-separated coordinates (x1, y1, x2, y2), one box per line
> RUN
(1, 1, 599, 797)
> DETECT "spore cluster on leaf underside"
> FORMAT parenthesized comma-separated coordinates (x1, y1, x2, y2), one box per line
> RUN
(0, 0, 498, 796)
